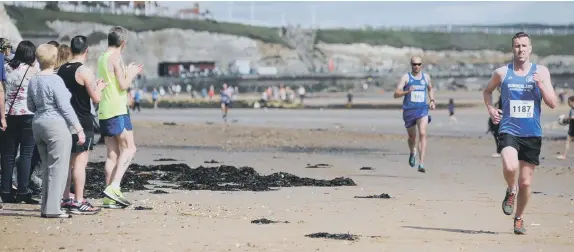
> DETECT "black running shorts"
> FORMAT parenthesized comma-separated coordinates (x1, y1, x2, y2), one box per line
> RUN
(71, 131, 95, 153)
(497, 133, 542, 165)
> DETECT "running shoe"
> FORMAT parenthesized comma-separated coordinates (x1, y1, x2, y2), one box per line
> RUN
(417, 164, 426, 173)
(102, 197, 127, 209)
(409, 152, 416, 167)
(514, 217, 526, 235)
(69, 200, 100, 215)
(103, 186, 131, 206)
(61, 198, 73, 210)
(502, 190, 516, 215)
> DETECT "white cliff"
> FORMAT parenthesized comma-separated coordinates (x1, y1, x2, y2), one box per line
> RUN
(0, 3, 22, 44)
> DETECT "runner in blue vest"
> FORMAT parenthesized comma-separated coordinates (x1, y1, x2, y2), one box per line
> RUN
(483, 32, 557, 235)
(394, 56, 435, 173)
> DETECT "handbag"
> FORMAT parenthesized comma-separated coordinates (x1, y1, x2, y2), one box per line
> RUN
(0, 65, 31, 139)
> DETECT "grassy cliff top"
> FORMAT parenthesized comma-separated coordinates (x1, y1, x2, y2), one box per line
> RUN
(6, 6, 573, 56)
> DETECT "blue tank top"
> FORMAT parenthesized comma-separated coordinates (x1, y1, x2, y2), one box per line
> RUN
(499, 63, 542, 137)
(220, 89, 230, 103)
(402, 72, 428, 110)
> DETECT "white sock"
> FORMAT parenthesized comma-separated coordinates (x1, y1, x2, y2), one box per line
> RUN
(111, 182, 121, 189)
(507, 186, 517, 194)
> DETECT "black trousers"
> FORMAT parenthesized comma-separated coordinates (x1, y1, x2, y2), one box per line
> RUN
(0, 115, 36, 194)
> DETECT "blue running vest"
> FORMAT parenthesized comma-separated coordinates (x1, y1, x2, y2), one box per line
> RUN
(402, 72, 428, 110)
(499, 63, 542, 137)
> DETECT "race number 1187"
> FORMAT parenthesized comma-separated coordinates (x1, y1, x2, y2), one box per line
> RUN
(509, 100, 534, 118)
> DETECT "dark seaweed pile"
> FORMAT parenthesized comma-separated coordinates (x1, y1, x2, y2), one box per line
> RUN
(154, 158, 178, 162)
(354, 194, 391, 199)
(134, 206, 153, 210)
(305, 163, 331, 168)
(150, 190, 169, 194)
(251, 218, 290, 224)
(80, 162, 356, 198)
(305, 232, 359, 241)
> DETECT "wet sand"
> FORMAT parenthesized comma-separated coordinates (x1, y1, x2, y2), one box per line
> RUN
(1, 102, 574, 252)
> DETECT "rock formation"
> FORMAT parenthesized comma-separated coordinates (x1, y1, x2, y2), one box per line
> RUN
(0, 3, 22, 44)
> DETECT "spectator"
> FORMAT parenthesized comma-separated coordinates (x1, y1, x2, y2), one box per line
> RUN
(55, 45, 72, 72)
(0, 41, 40, 204)
(27, 44, 84, 218)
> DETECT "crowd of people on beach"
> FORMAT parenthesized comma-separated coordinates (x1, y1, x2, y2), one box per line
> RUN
(0, 26, 141, 217)
(0, 28, 572, 236)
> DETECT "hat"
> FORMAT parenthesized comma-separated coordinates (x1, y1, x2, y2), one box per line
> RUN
(0, 38, 12, 50)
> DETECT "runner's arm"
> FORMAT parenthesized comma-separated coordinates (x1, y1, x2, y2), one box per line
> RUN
(112, 54, 136, 91)
(536, 65, 557, 109)
(425, 73, 435, 104)
(77, 65, 103, 103)
(393, 74, 410, 98)
(483, 69, 503, 110)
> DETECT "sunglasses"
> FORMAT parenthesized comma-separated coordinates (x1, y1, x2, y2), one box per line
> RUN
(411, 63, 422, 66)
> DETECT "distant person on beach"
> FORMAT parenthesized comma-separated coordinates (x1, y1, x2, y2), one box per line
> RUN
(97, 26, 143, 209)
(152, 88, 159, 109)
(346, 89, 353, 108)
(557, 95, 574, 160)
(483, 32, 557, 235)
(448, 98, 458, 124)
(220, 83, 232, 122)
(298, 86, 306, 104)
(132, 88, 142, 112)
(393, 56, 435, 173)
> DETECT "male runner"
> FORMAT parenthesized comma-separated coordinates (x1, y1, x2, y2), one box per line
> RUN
(483, 32, 557, 235)
(97, 26, 142, 208)
(58, 35, 106, 214)
(393, 56, 435, 173)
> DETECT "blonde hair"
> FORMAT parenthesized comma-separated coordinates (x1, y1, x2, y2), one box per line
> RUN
(56, 44, 72, 69)
(36, 44, 58, 70)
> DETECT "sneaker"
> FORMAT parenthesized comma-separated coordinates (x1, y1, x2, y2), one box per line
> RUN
(61, 198, 74, 210)
(417, 164, 426, 173)
(102, 197, 127, 209)
(514, 217, 526, 235)
(103, 186, 131, 206)
(69, 200, 100, 215)
(502, 190, 516, 215)
(409, 152, 416, 167)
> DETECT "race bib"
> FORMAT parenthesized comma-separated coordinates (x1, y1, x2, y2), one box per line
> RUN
(410, 91, 425, 103)
(510, 100, 534, 118)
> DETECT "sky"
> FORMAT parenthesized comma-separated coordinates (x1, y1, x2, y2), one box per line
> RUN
(159, 1, 574, 28)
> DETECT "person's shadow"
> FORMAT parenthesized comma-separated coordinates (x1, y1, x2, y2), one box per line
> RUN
(0, 208, 40, 217)
(402, 225, 503, 235)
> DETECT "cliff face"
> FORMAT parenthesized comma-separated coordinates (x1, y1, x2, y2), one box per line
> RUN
(0, 4, 22, 44)
(3, 3, 573, 78)
(46, 20, 308, 77)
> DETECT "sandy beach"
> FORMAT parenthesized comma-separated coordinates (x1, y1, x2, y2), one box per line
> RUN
(1, 92, 573, 252)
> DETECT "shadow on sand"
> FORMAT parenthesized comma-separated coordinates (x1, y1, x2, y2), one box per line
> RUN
(402, 225, 500, 235)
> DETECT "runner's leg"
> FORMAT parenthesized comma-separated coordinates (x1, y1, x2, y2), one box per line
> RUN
(416, 115, 429, 166)
(406, 126, 417, 167)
